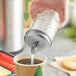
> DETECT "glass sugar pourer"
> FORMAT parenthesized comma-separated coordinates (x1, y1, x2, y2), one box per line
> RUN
(24, 10, 59, 54)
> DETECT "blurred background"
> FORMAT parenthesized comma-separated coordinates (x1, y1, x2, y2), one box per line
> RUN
(0, 0, 76, 41)
(64, 0, 76, 42)
(68, 0, 76, 26)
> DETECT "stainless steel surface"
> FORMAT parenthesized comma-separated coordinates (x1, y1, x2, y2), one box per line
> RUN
(31, 10, 59, 41)
(25, 10, 59, 53)
(4, 0, 24, 52)
(31, 41, 39, 54)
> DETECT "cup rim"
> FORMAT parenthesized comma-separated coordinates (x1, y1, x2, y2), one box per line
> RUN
(14, 53, 47, 67)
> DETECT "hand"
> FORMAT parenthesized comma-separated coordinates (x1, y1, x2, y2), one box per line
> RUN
(31, 0, 69, 26)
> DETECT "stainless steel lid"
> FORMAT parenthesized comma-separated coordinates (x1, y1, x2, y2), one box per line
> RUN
(25, 29, 51, 53)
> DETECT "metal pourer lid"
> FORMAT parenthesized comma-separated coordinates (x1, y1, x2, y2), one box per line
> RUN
(24, 10, 59, 54)
(25, 30, 51, 54)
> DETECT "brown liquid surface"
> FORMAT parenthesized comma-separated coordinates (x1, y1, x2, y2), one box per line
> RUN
(18, 58, 43, 65)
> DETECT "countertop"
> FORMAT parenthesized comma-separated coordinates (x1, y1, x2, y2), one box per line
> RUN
(41, 27, 76, 76)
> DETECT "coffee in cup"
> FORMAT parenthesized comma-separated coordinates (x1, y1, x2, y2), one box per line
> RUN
(14, 53, 47, 76)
